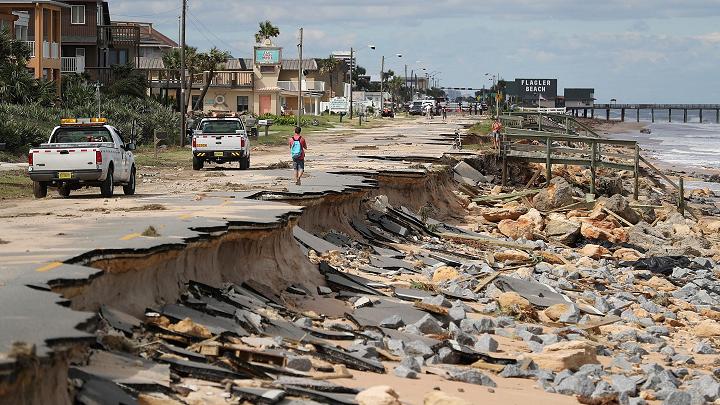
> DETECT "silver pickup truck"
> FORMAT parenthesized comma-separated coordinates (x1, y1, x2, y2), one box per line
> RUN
(191, 116, 250, 170)
(27, 118, 136, 198)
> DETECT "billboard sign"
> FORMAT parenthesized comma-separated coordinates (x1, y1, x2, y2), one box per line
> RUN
(515, 78, 557, 104)
(327, 97, 349, 113)
(254, 47, 282, 65)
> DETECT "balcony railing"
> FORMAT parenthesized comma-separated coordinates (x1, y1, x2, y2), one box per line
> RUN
(61, 56, 85, 73)
(98, 25, 140, 47)
(277, 80, 325, 92)
(206, 71, 253, 88)
(25, 41, 35, 57)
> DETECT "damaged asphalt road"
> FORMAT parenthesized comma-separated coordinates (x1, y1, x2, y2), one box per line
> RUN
(3, 117, 720, 404)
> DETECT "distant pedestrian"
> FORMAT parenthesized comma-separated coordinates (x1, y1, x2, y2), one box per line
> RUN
(289, 126, 307, 185)
(425, 104, 432, 120)
(442, 106, 447, 122)
(491, 119, 503, 150)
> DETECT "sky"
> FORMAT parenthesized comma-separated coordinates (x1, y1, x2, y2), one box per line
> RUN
(110, 0, 720, 103)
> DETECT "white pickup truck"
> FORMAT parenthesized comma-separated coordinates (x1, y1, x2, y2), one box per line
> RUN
(191, 116, 250, 170)
(27, 118, 136, 198)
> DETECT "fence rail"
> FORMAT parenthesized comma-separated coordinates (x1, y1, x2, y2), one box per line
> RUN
(61, 56, 85, 73)
(501, 130, 639, 197)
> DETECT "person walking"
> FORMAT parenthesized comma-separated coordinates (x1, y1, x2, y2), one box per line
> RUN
(491, 119, 503, 151)
(289, 127, 308, 185)
(442, 106, 447, 122)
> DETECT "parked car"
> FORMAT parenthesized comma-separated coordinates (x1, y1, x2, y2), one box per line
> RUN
(28, 118, 136, 198)
(409, 103, 424, 115)
(381, 107, 395, 118)
(192, 113, 250, 170)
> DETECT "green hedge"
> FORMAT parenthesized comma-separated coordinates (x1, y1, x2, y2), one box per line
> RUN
(0, 97, 179, 153)
(257, 113, 331, 127)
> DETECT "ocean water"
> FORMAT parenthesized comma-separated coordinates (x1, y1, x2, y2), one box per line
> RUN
(613, 122, 720, 170)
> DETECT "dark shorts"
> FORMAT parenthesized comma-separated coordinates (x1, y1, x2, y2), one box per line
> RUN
(293, 158, 305, 171)
(493, 131, 500, 140)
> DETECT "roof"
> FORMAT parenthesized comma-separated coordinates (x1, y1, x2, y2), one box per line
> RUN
(137, 57, 164, 70)
(225, 58, 252, 70)
(564, 88, 595, 101)
(281, 59, 318, 71)
(0, 0, 70, 8)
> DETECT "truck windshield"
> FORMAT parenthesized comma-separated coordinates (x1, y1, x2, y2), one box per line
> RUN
(51, 127, 112, 143)
(201, 120, 242, 134)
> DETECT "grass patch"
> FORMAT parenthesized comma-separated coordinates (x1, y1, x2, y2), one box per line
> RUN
(134, 146, 191, 168)
(0, 170, 33, 199)
(468, 120, 492, 135)
(141, 226, 160, 237)
(0, 151, 24, 163)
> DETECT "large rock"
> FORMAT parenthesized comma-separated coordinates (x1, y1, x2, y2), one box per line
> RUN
(695, 320, 720, 338)
(494, 250, 531, 263)
(524, 340, 599, 371)
(601, 195, 641, 225)
(580, 220, 628, 244)
(497, 292, 535, 318)
(497, 219, 534, 240)
(432, 266, 461, 283)
(424, 391, 472, 405)
(579, 244, 610, 259)
(613, 248, 643, 262)
(543, 303, 573, 322)
(356, 386, 402, 405)
(545, 213, 581, 244)
(481, 206, 528, 222)
(533, 177, 574, 211)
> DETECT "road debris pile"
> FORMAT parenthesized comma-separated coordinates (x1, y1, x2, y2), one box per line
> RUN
(63, 159, 720, 404)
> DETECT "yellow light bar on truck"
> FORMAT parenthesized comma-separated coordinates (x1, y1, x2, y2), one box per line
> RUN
(60, 118, 107, 125)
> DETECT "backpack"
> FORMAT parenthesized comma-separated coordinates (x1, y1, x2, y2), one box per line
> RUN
(290, 135, 302, 159)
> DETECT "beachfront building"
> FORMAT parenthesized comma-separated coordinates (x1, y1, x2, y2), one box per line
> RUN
(188, 42, 346, 116)
(0, 0, 67, 94)
(564, 88, 595, 108)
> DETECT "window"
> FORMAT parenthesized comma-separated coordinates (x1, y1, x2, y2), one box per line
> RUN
(75, 48, 85, 58)
(191, 95, 203, 110)
(237, 96, 249, 112)
(71, 5, 85, 25)
(201, 120, 243, 134)
(51, 128, 111, 143)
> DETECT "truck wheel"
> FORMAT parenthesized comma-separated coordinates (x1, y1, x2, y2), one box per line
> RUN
(58, 184, 71, 198)
(123, 166, 136, 195)
(33, 181, 47, 198)
(192, 156, 204, 171)
(100, 168, 114, 197)
(239, 156, 250, 170)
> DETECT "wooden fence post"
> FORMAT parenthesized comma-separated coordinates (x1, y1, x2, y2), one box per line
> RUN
(501, 138, 508, 187)
(590, 141, 597, 195)
(679, 177, 685, 216)
(545, 138, 552, 183)
(633, 144, 640, 200)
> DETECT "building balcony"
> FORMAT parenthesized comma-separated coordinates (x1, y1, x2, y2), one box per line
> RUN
(98, 25, 140, 48)
(61, 56, 85, 73)
(277, 80, 325, 92)
(198, 71, 253, 88)
(25, 40, 34, 57)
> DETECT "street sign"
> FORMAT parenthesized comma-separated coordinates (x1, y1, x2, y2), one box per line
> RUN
(328, 97, 349, 113)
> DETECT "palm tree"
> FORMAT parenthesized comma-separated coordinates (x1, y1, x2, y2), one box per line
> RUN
(255, 21, 280, 44)
(193, 47, 231, 110)
(318, 57, 341, 98)
(387, 76, 404, 104)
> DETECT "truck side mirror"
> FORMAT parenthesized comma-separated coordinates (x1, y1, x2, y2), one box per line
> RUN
(125, 142, 136, 151)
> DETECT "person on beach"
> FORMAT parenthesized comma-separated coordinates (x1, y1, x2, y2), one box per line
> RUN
(491, 119, 503, 150)
(289, 127, 307, 185)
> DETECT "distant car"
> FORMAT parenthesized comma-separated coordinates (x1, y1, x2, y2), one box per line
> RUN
(381, 108, 395, 118)
(409, 104, 423, 115)
(192, 113, 250, 170)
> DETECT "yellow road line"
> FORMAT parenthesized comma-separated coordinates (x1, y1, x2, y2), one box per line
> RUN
(36, 261, 63, 272)
(120, 232, 142, 241)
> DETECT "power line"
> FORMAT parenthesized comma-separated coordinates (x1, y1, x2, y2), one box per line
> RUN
(187, 10, 238, 54)
(113, 5, 180, 19)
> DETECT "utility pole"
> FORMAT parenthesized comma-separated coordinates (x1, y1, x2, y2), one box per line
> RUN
(297, 27, 303, 127)
(379, 55, 384, 114)
(179, 0, 187, 147)
(404, 64, 407, 102)
(349, 47, 354, 119)
(410, 69, 414, 100)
